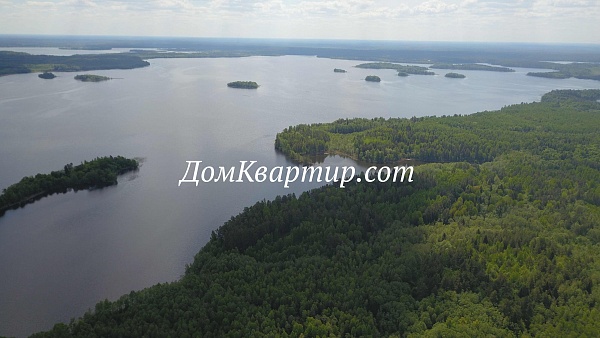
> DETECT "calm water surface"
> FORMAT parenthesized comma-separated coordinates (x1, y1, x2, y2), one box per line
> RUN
(1, 52, 599, 337)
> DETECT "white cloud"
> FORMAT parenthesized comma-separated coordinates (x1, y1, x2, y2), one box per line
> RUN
(0, 0, 598, 42)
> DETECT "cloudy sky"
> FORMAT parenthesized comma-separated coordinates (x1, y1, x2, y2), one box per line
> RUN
(0, 0, 598, 43)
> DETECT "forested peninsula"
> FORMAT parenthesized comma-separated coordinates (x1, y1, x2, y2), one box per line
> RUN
(525, 62, 600, 81)
(0, 156, 138, 216)
(275, 89, 600, 165)
(0, 51, 149, 76)
(34, 90, 600, 337)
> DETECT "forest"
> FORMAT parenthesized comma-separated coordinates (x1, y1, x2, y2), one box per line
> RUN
(32, 90, 600, 337)
(0, 51, 149, 76)
(0, 156, 138, 216)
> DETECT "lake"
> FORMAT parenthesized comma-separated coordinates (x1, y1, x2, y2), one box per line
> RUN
(1, 51, 599, 337)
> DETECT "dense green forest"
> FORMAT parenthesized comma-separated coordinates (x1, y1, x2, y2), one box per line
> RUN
(33, 90, 600, 337)
(356, 63, 435, 75)
(0, 156, 138, 216)
(431, 63, 514, 72)
(227, 81, 259, 89)
(365, 75, 381, 82)
(0, 51, 149, 76)
(275, 89, 600, 165)
(74, 74, 111, 82)
(444, 72, 466, 78)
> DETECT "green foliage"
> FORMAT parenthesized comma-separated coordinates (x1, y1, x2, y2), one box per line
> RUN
(365, 75, 381, 82)
(0, 51, 149, 76)
(356, 62, 435, 75)
(445, 72, 466, 78)
(541, 89, 600, 103)
(74, 74, 111, 82)
(227, 81, 259, 89)
(32, 91, 600, 337)
(432, 63, 514, 72)
(0, 156, 138, 216)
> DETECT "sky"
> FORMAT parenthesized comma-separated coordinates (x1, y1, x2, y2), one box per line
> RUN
(0, 0, 599, 43)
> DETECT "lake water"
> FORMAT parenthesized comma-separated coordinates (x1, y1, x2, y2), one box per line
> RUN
(1, 51, 599, 337)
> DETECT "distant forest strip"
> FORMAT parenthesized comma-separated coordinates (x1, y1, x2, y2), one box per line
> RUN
(275, 89, 600, 165)
(0, 51, 149, 76)
(2, 46, 600, 80)
(33, 90, 600, 337)
(0, 156, 138, 216)
(355, 62, 435, 75)
(430, 63, 514, 72)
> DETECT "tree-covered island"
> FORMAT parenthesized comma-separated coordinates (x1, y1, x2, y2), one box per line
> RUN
(365, 75, 381, 82)
(445, 72, 466, 78)
(0, 156, 138, 216)
(38, 72, 56, 79)
(227, 81, 259, 89)
(74, 74, 112, 82)
(333, 68, 347, 73)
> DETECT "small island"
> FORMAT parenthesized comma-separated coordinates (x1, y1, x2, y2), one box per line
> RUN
(74, 74, 111, 82)
(365, 75, 381, 82)
(333, 68, 347, 73)
(445, 72, 466, 78)
(38, 72, 56, 79)
(0, 156, 138, 216)
(398, 72, 409, 77)
(227, 81, 259, 89)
